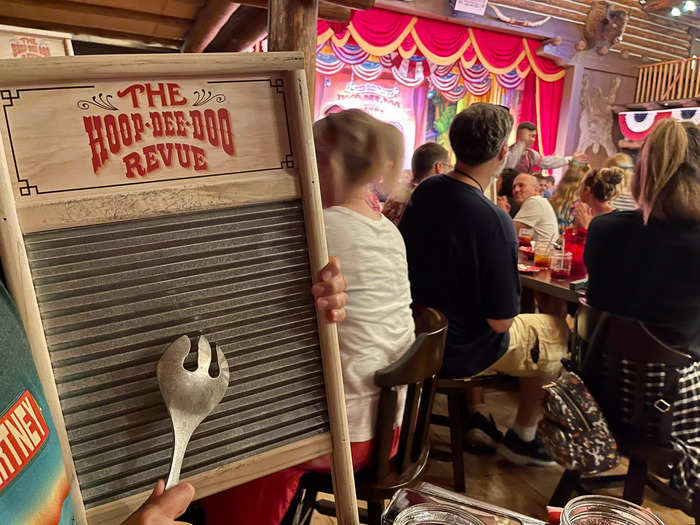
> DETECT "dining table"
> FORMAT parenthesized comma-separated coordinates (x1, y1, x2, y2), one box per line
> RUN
(518, 251, 585, 312)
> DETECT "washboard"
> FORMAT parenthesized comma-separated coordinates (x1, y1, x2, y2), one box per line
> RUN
(0, 52, 358, 525)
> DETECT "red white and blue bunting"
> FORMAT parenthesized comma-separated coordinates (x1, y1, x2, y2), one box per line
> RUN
(330, 42, 369, 65)
(317, 43, 524, 99)
(391, 55, 430, 88)
(317, 52, 345, 76)
(352, 60, 383, 81)
(496, 69, 525, 90)
(458, 63, 491, 96)
(618, 108, 700, 141)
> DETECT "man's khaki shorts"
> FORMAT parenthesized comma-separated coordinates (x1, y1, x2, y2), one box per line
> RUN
(481, 314, 569, 378)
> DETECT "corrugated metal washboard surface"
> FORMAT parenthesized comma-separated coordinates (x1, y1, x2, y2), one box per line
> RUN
(23, 200, 329, 508)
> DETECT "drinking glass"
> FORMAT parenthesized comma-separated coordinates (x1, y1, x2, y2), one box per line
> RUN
(560, 495, 664, 525)
(393, 503, 486, 525)
(550, 251, 572, 279)
(518, 227, 534, 247)
(534, 242, 552, 268)
(564, 228, 587, 279)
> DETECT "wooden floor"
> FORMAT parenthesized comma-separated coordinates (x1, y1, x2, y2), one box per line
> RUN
(310, 388, 692, 525)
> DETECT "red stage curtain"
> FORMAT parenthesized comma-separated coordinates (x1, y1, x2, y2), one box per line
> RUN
(469, 28, 529, 74)
(523, 39, 564, 81)
(519, 72, 564, 157)
(345, 10, 414, 56)
(535, 76, 565, 157)
(317, 8, 566, 156)
(412, 16, 472, 64)
(520, 73, 539, 149)
(317, 9, 565, 83)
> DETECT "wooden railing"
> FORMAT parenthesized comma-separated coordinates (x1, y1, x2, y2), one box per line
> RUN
(635, 57, 700, 104)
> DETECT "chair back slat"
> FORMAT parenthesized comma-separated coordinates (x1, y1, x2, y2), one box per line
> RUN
(370, 307, 447, 483)
(413, 376, 437, 462)
(398, 382, 421, 473)
(372, 388, 398, 481)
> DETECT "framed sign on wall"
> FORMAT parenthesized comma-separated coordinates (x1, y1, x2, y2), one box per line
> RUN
(0, 24, 73, 58)
(0, 52, 358, 525)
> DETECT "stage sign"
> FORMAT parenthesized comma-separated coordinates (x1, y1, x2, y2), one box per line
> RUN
(454, 0, 488, 16)
(0, 24, 72, 59)
(0, 53, 358, 525)
(3, 79, 292, 198)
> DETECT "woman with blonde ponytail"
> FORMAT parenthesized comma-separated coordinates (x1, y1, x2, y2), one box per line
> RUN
(632, 120, 700, 223)
(549, 164, 591, 233)
(584, 119, 700, 496)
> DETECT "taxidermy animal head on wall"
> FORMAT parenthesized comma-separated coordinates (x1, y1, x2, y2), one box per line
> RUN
(579, 0, 629, 55)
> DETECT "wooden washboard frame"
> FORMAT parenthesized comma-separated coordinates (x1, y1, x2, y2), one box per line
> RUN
(0, 53, 358, 525)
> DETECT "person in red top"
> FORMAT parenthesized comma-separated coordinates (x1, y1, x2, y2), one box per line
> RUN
(506, 122, 586, 174)
(382, 142, 450, 225)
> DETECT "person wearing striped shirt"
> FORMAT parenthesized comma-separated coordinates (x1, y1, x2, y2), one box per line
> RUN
(605, 152, 637, 211)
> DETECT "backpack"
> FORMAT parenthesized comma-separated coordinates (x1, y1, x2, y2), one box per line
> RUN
(538, 369, 620, 473)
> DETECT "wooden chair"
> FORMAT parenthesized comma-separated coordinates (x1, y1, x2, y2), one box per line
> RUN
(285, 307, 448, 525)
(549, 306, 699, 521)
(429, 374, 515, 493)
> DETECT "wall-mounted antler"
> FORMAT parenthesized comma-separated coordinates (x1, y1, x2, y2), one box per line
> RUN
(488, 4, 552, 27)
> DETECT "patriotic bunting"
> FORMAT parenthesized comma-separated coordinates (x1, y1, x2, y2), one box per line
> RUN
(352, 61, 383, 82)
(439, 84, 469, 103)
(317, 43, 524, 98)
(618, 108, 700, 141)
(330, 42, 370, 65)
(316, 52, 344, 76)
(496, 69, 525, 90)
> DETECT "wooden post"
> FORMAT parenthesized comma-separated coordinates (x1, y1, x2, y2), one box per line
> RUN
(222, 7, 268, 52)
(555, 64, 583, 160)
(268, 0, 319, 109)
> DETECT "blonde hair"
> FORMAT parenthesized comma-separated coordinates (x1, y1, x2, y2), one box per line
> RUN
(549, 165, 591, 217)
(632, 120, 700, 223)
(582, 167, 625, 203)
(313, 109, 404, 206)
(605, 152, 634, 192)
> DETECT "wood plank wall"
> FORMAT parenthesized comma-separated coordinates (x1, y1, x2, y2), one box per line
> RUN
(490, 0, 692, 62)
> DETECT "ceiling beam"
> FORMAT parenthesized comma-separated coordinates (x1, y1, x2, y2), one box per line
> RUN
(324, 0, 373, 9)
(182, 0, 240, 52)
(203, 5, 267, 51)
(67, 0, 204, 20)
(0, 0, 192, 40)
(185, 0, 354, 55)
(0, 15, 183, 47)
(239, 0, 352, 21)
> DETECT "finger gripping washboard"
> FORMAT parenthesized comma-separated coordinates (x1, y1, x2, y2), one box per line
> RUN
(0, 53, 358, 525)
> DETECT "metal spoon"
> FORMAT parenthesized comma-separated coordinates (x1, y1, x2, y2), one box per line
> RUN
(157, 335, 229, 489)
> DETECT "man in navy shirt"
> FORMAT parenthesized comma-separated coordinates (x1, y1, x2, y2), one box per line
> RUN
(399, 103, 569, 465)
